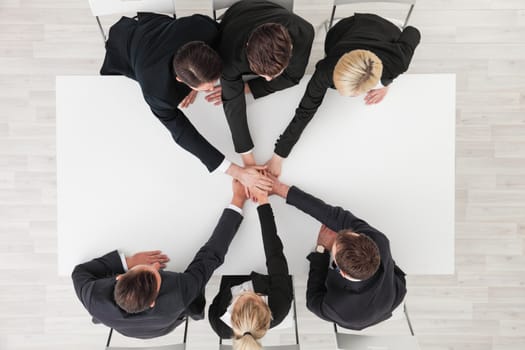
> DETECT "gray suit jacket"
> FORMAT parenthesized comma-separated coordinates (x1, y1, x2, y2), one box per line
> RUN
(72, 208, 242, 339)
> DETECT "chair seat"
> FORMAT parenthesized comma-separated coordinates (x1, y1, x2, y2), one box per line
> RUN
(336, 333, 420, 350)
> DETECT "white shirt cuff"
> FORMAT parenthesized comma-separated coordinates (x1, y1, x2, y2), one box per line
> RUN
(118, 251, 129, 272)
(228, 204, 243, 216)
(214, 158, 232, 173)
(240, 149, 254, 155)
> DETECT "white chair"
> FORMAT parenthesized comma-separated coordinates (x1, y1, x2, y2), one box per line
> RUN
(212, 0, 294, 21)
(217, 275, 300, 350)
(88, 0, 177, 43)
(105, 317, 188, 350)
(334, 303, 420, 350)
(327, 0, 416, 30)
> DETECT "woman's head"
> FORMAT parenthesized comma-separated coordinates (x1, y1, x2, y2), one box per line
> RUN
(231, 291, 272, 350)
(333, 49, 383, 96)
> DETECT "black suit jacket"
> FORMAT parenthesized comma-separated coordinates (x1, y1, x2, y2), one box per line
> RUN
(274, 13, 421, 158)
(71, 208, 243, 339)
(100, 13, 225, 172)
(286, 186, 407, 330)
(218, 0, 314, 153)
(208, 204, 293, 338)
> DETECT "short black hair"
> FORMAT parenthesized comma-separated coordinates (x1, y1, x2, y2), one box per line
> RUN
(246, 23, 292, 77)
(114, 269, 158, 314)
(335, 230, 381, 280)
(173, 41, 223, 88)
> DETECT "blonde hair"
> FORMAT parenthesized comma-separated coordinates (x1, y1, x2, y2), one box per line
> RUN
(333, 49, 383, 96)
(231, 292, 272, 350)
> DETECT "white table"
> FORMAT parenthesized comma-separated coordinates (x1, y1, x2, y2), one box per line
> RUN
(56, 74, 455, 277)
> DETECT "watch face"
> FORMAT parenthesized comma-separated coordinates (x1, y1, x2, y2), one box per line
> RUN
(316, 245, 325, 253)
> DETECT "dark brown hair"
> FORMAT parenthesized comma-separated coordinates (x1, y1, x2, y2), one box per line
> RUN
(114, 269, 158, 314)
(246, 23, 292, 77)
(173, 41, 222, 88)
(335, 230, 380, 280)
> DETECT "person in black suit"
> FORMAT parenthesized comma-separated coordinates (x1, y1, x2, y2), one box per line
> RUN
(265, 13, 421, 176)
(216, 0, 314, 167)
(101, 12, 272, 194)
(268, 177, 407, 330)
(208, 189, 293, 349)
(71, 180, 248, 339)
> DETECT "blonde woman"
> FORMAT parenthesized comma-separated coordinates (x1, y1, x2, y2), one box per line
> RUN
(208, 189, 293, 349)
(265, 13, 421, 176)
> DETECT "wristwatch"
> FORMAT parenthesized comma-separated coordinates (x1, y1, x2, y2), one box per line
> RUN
(315, 245, 326, 253)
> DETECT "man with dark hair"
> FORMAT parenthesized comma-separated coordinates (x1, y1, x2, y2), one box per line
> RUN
(100, 12, 272, 193)
(216, 0, 314, 166)
(71, 179, 248, 338)
(269, 177, 407, 330)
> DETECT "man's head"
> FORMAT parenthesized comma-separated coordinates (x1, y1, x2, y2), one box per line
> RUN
(333, 49, 383, 97)
(246, 23, 292, 81)
(332, 230, 380, 280)
(114, 263, 161, 314)
(173, 41, 223, 91)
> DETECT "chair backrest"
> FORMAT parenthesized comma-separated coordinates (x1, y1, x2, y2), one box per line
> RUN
(335, 334, 420, 350)
(88, 0, 176, 16)
(334, 0, 415, 5)
(212, 0, 294, 20)
(105, 317, 188, 350)
(329, 0, 416, 29)
(107, 345, 186, 350)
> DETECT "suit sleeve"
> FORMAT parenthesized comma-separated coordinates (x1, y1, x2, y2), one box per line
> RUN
(221, 65, 254, 153)
(383, 26, 421, 86)
(150, 106, 225, 172)
(208, 288, 235, 339)
(177, 209, 243, 310)
(273, 60, 333, 158)
(398, 26, 421, 71)
(286, 186, 373, 233)
(248, 20, 315, 99)
(258, 204, 293, 326)
(305, 251, 333, 322)
(71, 250, 124, 309)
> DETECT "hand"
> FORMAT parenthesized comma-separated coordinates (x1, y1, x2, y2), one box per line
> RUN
(253, 187, 269, 205)
(126, 250, 170, 269)
(266, 172, 289, 198)
(364, 86, 389, 105)
(241, 152, 256, 167)
(231, 179, 247, 208)
(317, 225, 337, 252)
(244, 83, 251, 95)
(265, 154, 283, 177)
(238, 165, 273, 192)
(204, 85, 222, 105)
(179, 90, 198, 108)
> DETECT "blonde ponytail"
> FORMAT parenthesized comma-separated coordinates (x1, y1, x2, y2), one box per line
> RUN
(231, 292, 271, 350)
(333, 49, 383, 96)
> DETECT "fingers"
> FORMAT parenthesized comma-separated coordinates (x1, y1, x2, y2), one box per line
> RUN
(188, 90, 197, 104)
(179, 96, 189, 109)
(205, 91, 222, 102)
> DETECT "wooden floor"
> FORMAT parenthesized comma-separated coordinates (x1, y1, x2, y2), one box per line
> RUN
(1, 0, 524, 349)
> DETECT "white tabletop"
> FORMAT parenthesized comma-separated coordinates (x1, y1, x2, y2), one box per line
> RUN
(56, 74, 455, 276)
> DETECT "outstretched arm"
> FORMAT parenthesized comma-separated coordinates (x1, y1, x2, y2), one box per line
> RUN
(177, 181, 246, 308)
(152, 106, 225, 172)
